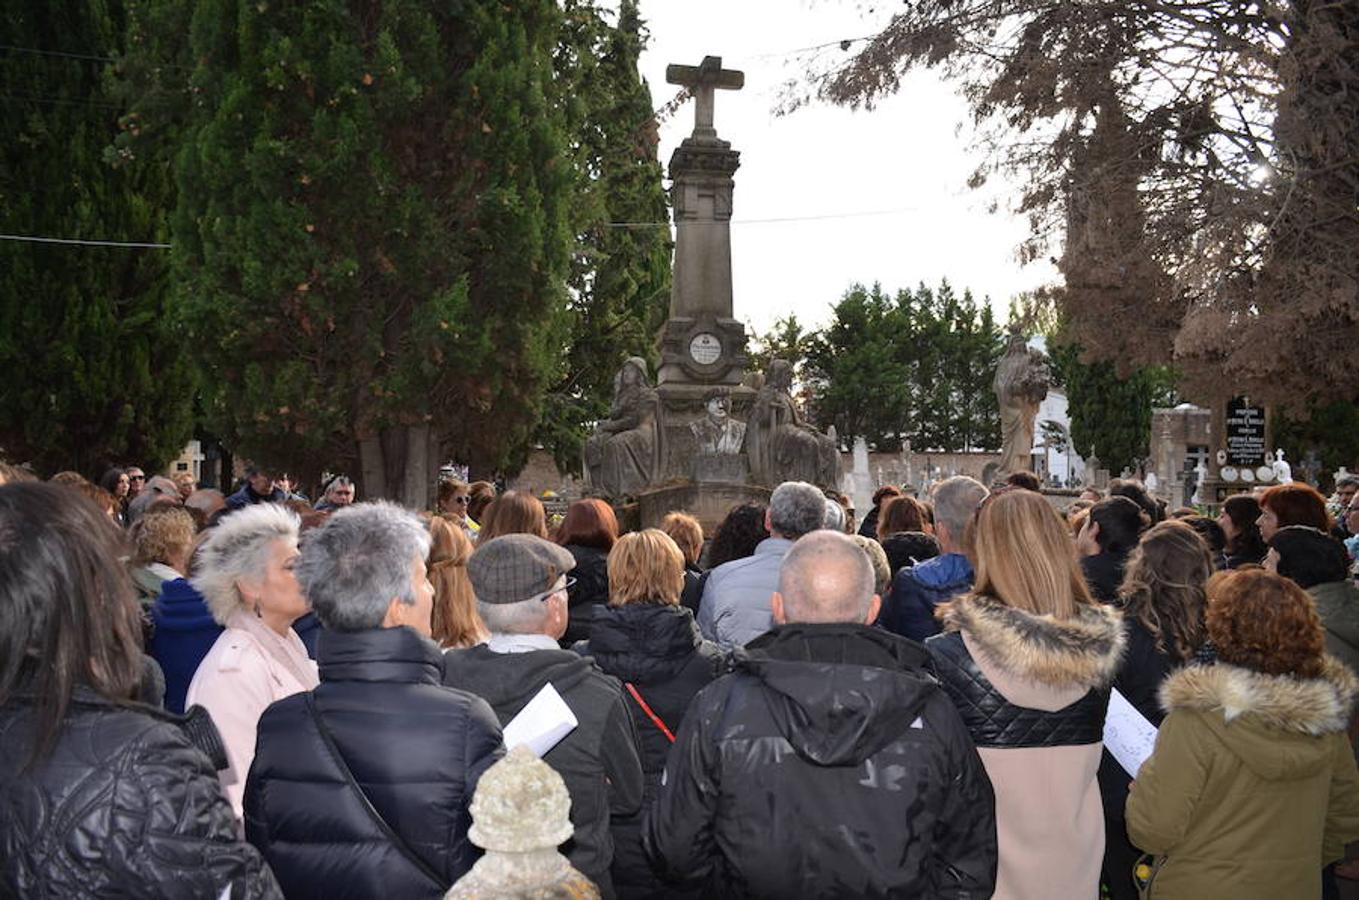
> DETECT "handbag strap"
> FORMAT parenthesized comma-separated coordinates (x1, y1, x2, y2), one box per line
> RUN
(304, 692, 445, 889)
(624, 682, 676, 743)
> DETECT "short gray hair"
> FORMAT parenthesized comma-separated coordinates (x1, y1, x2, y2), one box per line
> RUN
(932, 476, 989, 539)
(192, 503, 301, 625)
(296, 501, 430, 632)
(823, 499, 846, 532)
(476, 598, 552, 636)
(777, 531, 876, 623)
(850, 534, 891, 596)
(1339, 474, 1359, 490)
(769, 481, 826, 539)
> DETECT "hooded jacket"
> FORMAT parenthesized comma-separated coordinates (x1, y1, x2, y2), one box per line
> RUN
(1126, 658, 1359, 899)
(442, 642, 645, 899)
(643, 623, 997, 899)
(575, 603, 726, 899)
(244, 627, 503, 900)
(927, 595, 1125, 900)
(148, 577, 224, 714)
(881, 551, 974, 643)
(0, 688, 280, 899)
(1310, 580, 1359, 677)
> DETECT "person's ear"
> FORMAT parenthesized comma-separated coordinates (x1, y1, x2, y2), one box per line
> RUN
(771, 591, 787, 625)
(764, 508, 773, 534)
(865, 594, 881, 626)
(381, 596, 409, 629)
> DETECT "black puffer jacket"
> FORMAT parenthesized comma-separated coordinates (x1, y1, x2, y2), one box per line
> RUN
(443, 641, 645, 899)
(643, 623, 997, 899)
(0, 688, 280, 899)
(576, 603, 727, 899)
(564, 543, 610, 646)
(244, 627, 503, 900)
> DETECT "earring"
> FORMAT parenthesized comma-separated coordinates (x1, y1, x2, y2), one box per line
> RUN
(254, 603, 263, 618)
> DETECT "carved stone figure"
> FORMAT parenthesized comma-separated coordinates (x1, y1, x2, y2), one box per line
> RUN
(993, 330, 1051, 478)
(585, 358, 661, 498)
(445, 746, 599, 899)
(1272, 449, 1293, 484)
(746, 359, 841, 488)
(689, 388, 745, 455)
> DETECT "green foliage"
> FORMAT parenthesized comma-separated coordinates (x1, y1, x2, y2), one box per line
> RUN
(0, 1, 195, 475)
(1274, 401, 1359, 490)
(158, 0, 572, 489)
(748, 314, 813, 378)
(536, 0, 671, 474)
(1049, 340, 1176, 473)
(804, 281, 1003, 452)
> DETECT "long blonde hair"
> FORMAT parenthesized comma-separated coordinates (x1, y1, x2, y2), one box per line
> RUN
(970, 489, 1094, 618)
(428, 516, 487, 648)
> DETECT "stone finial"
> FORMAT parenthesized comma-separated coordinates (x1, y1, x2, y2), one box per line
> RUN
(468, 745, 574, 852)
(447, 746, 599, 899)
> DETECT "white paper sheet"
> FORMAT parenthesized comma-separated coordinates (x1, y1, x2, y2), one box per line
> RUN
(502, 682, 578, 757)
(1103, 687, 1159, 777)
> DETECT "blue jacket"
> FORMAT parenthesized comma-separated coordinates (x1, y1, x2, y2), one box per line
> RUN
(225, 484, 286, 511)
(292, 611, 321, 659)
(697, 537, 793, 649)
(149, 577, 224, 714)
(881, 552, 974, 643)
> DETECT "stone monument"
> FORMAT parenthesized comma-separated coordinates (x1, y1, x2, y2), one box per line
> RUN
(582, 56, 841, 531)
(992, 328, 1051, 479)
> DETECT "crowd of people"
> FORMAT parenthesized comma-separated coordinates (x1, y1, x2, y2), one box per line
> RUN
(2, 457, 1359, 899)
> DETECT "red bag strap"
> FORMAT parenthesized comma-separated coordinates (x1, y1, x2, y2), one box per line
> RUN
(624, 681, 676, 743)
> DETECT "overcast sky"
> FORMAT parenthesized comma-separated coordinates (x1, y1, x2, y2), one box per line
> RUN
(636, 0, 1057, 336)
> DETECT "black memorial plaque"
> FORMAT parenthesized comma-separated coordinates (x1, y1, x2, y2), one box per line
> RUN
(1225, 397, 1266, 467)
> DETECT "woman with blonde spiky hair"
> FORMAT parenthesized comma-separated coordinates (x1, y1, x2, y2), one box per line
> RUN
(927, 487, 1125, 900)
(186, 503, 318, 820)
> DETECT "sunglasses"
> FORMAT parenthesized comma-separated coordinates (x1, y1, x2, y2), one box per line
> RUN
(452, 495, 470, 505)
(128, 474, 146, 481)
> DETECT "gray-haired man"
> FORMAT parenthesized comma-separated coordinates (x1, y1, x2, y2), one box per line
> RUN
(443, 534, 643, 900)
(698, 480, 827, 648)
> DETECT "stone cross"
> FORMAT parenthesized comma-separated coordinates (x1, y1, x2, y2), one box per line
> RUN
(666, 56, 744, 139)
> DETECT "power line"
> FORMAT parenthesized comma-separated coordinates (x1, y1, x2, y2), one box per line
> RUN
(0, 43, 116, 63)
(601, 207, 918, 228)
(0, 233, 170, 249)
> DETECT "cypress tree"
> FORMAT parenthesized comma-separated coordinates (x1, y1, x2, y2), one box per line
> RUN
(0, 2, 194, 475)
(538, 0, 671, 473)
(168, 0, 571, 504)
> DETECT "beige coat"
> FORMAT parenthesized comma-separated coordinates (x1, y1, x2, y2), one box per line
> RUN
(934, 596, 1125, 900)
(185, 609, 318, 819)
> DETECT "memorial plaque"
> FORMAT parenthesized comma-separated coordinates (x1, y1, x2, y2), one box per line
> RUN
(1225, 397, 1266, 467)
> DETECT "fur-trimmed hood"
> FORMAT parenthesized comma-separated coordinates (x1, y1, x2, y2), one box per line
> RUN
(1161, 657, 1358, 736)
(936, 594, 1125, 688)
(1159, 657, 1358, 781)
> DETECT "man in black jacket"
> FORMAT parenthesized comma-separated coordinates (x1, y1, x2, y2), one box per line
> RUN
(444, 534, 644, 899)
(644, 530, 997, 899)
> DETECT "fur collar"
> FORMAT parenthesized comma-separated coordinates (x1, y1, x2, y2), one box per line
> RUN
(1160, 657, 1359, 736)
(937, 594, 1125, 687)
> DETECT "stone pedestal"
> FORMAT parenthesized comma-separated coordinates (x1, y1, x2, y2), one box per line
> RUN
(636, 481, 771, 535)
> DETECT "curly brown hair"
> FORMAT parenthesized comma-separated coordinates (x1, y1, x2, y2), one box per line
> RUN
(1118, 520, 1211, 662)
(1205, 568, 1325, 678)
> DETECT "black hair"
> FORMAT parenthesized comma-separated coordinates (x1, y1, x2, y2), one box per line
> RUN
(1269, 525, 1350, 589)
(707, 503, 770, 569)
(1109, 479, 1162, 525)
(1088, 495, 1148, 555)
(0, 483, 144, 769)
(1222, 494, 1268, 563)
(1180, 515, 1227, 558)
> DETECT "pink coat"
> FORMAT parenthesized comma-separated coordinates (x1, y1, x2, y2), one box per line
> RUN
(185, 610, 318, 819)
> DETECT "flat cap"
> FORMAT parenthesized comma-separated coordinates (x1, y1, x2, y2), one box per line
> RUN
(468, 534, 577, 605)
